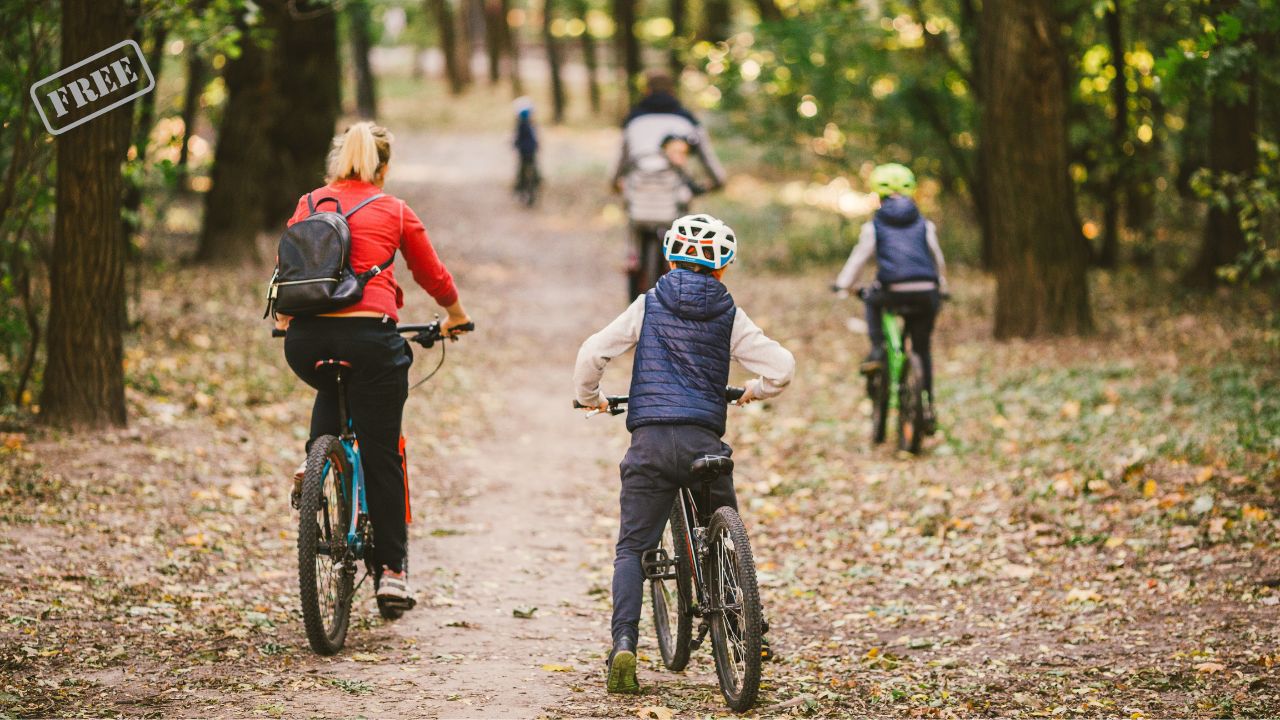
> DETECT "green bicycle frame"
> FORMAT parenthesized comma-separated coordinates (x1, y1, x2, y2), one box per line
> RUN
(881, 312, 905, 410)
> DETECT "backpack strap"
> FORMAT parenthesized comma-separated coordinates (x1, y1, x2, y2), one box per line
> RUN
(356, 251, 396, 281)
(308, 192, 344, 214)
(344, 192, 385, 219)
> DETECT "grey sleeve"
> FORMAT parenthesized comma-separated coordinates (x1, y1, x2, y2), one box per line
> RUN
(926, 221, 947, 288)
(834, 222, 876, 290)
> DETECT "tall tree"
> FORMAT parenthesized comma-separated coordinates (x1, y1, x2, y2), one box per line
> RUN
(703, 0, 730, 43)
(177, 51, 204, 180)
(260, 0, 341, 230)
(484, 0, 504, 83)
(196, 19, 272, 264)
(349, 0, 380, 118)
(500, 0, 524, 94)
(428, 0, 467, 93)
(613, 0, 640, 102)
(1097, 1, 1127, 268)
(1184, 65, 1258, 286)
(455, 0, 475, 86)
(575, 0, 600, 112)
(981, 0, 1092, 337)
(123, 22, 168, 248)
(543, 0, 566, 122)
(42, 0, 136, 428)
(669, 0, 685, 78)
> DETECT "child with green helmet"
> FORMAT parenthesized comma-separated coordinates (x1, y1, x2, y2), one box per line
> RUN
(833, 163, 947, 433)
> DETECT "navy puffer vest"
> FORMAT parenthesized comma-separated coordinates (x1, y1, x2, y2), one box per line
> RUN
(627, 270, 736, 436)
(873, 195, 938, 284)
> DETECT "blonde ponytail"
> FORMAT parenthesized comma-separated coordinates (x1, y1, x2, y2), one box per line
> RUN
(327, 122, 394, 183)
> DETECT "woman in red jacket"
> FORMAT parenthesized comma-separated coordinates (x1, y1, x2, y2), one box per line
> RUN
(281, 122, 471, 608)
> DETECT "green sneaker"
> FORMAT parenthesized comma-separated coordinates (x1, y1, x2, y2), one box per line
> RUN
(606, 640, 640, 695)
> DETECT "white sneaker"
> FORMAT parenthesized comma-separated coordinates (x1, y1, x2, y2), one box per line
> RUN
(377, 569, 413, 605)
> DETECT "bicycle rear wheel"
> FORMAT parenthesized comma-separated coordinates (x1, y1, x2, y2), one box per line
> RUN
(868, 368, 890, 444)
(897, 352, 926, 454)
(298, 435, 356, 655)
(650, 502, 694, 671)
(706, 507, 763, 712)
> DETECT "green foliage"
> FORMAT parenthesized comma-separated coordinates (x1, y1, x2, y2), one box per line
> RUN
(1191, 140, 1280, 285)
(0, 0, 58, 411)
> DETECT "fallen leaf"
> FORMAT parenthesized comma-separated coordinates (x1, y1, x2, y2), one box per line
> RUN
(512, 606, 537, 619)
(1003, 563, 1036, 580)
(1065, 587, 1102, 603)
(1242, 504, 1269, 522)
(1195, 661, 1225, 674)
(1060, 400, 1080, 419)
(541, 663, 573, 672)
(636, 707, 674, 720)
(1194, 466, 1215, 484)
(351, 653, 380, 662)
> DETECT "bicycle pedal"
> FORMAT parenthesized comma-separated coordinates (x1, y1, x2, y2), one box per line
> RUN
(377, 595, 417, 611)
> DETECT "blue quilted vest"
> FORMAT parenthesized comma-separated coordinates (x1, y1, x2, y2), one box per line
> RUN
(627, 270, 736, 436)
(872, 195, 938, 285)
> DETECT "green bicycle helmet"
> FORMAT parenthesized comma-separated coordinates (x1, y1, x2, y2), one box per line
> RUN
(869, 163, 917, 197)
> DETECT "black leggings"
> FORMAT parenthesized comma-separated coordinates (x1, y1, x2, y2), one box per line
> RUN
(284, 316, 413, 573)
(866, 288, 940, 397)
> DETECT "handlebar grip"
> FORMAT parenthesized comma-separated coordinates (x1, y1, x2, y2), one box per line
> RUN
(725, 386, 745, 402)
(449, 321, 476, 334)
(271, 328, 287, 338)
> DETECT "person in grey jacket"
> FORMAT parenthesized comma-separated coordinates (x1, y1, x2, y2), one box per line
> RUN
(574, 213, 794, 695)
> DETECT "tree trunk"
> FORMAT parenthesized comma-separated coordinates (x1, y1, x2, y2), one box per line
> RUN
(613, 0, 640, 103)
(669, 0, 685, 79)
(543, 0, 566, 123)
(349, 0, 379, 118)
(1097, 3, 1126, 269)
(429, 0, 466, 93)
(1183, 69, 1258, 287)
(195, 19, 272, 264)
(703, 0, 730, 43)
(981, 0, 1092, 338)
(500, 0, 523, 94)
(260, 0, 341, 230)
(455, 0, 475, 86)
(576, 0, 600, 113)
(42, 0, 135, 429)
(123, 23, 167, 246)
(751, 0, 781, 22)
(484, 0, 504, 84)
(177, 51, 204, 176)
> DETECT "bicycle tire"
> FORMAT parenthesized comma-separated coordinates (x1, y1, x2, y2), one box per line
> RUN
(706, 507, 763, 712)
(298, 435, 356, 655)
(650, 502, 694, 671)
(869, 368, 889, 444)
(637, 232, 666, 295)
(897, 352, 926, 454)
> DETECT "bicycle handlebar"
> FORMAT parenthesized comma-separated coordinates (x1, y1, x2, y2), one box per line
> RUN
(270, 320, 476, 349)
(574, 386, 746, 416)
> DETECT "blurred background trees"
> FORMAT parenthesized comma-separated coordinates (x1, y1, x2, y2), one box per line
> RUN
(0, 0, 1276, 428)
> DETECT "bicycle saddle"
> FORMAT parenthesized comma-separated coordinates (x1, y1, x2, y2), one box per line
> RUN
(690, 455, 733, 483)
(313, 359, 353, 372)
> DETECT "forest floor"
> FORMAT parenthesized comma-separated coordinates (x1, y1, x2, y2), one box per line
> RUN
(2, 93, 1279, 719)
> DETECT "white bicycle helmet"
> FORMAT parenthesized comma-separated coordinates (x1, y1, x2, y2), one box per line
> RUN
(663, 213, 737, 270)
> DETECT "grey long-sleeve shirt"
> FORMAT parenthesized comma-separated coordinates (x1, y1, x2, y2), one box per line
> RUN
(834, 220, 947, 292)
(574, 295, 795, 408)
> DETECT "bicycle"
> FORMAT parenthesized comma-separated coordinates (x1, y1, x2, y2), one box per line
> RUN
(628, 222, 669, 300)
(575, 387, 765, 712)
(515, 156, 540, 208)
(272, 319, 474, 655)
(853, 286, 937, 454)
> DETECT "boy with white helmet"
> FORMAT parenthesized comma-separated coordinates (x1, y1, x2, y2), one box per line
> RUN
(574, 213, 795, 693)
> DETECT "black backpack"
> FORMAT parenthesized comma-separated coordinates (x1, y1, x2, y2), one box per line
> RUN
(264, 192, 394, 318)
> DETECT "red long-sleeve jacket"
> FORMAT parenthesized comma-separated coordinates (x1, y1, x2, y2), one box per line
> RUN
(287, 179, 458, 321)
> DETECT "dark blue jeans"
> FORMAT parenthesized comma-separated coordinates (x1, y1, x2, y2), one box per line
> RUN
(612, 424, 737, 647)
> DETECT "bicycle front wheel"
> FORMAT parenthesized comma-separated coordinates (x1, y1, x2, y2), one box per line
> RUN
(706, 507, 763, 712)
(897, 352, 926, 454)
(298, 435, 356, 655)
(650, 503, 694, 671)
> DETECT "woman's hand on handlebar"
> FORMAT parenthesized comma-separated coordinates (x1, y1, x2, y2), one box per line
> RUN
(441, 301, 472, 337)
